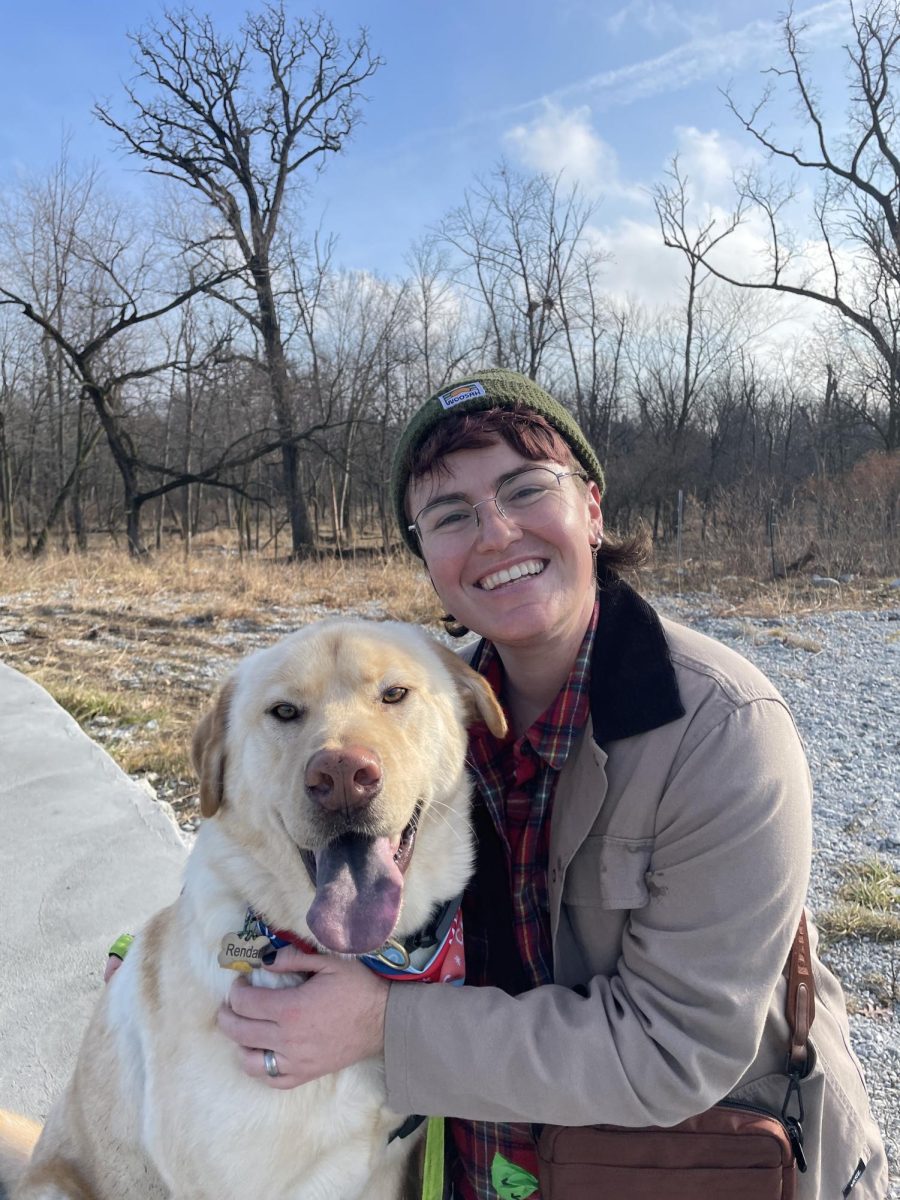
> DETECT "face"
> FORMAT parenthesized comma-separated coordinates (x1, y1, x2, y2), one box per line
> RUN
(407, 439, 602, 653)
(191, 619, 506, 954)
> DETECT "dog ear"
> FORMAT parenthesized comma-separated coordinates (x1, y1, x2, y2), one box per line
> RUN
(191, 679, 234, 818)
(433, 644, 508, 739)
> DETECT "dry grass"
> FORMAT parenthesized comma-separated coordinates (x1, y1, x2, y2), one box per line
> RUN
(646, 551, 898, 620)
(1, 537, 897, 827)
(819, 859, 900, 944)
(0, 542, 442, 826)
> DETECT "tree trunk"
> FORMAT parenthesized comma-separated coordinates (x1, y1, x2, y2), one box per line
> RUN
(254, 264, 316, 558)
(0, 407, 13, 554)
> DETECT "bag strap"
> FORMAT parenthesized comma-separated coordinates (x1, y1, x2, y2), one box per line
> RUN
(784, 910, 816, 1075)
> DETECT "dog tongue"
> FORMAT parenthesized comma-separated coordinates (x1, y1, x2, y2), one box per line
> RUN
(306, 832, 403, 954)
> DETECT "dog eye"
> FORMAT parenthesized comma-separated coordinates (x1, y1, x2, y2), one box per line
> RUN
(270, 703, 303, 722)
(381, 686, 408, 705)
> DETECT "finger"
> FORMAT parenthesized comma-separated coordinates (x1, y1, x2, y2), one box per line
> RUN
(261, 947, 323, 974)
(216, 1002, 280, 1049)
(226, 974, 295, 1020)
(235, 1044, 305, 1090)
(104, 956, 123, 984)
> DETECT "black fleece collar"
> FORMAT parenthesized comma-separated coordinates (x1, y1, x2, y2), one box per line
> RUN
(588, 570, 685, 744)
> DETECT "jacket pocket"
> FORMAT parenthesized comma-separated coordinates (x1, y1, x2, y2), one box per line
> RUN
(562, 835, 654, 909)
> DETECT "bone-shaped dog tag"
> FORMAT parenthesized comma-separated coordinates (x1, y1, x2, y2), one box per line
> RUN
(218, 932, 272, 972)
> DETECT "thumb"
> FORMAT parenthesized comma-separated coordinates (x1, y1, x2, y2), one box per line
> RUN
(262, 945, 324, 974)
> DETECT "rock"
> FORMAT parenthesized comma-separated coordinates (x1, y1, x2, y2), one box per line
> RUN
(811, 575, 841, 588)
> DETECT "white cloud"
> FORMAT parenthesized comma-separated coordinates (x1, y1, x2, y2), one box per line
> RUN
(530, 1, 847, 114)
(605, 1, 717, 39)
(504, 101, 647, 202)
(667, 124, 760, 206)
(587, 201, 822, 350)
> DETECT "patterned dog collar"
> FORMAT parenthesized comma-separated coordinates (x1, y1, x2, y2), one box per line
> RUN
(250, 896, 465, 985)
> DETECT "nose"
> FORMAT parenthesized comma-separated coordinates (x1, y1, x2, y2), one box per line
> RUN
(304, 747, 383, 813)
(473, 499, 522, 551)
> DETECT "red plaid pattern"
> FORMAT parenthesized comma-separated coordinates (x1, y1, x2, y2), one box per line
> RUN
(449, 602, 599, 1200)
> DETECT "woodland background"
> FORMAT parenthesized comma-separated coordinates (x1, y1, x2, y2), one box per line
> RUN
(0, 3, 899, 580)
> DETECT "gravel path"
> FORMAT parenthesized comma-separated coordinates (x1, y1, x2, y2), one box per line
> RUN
(651, 596, 900, 1190)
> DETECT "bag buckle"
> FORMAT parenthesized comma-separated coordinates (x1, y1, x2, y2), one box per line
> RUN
(781, 1069, 808, 1173)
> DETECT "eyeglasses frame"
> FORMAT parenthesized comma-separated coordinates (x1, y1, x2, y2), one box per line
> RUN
(408, 464, 588, 544)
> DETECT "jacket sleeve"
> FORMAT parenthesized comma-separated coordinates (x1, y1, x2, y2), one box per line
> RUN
(383, 696, 812, 1125)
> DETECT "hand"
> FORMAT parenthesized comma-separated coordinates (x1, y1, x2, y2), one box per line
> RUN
(216, 946, 390, 1090)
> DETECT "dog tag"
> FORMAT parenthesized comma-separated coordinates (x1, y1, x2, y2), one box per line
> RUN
(218, 932, 272, 972)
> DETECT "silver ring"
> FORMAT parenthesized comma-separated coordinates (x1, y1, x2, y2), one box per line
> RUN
(263, 1049, 280, 1078)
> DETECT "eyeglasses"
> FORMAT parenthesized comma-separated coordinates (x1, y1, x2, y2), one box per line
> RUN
(409, 465, 587, 551)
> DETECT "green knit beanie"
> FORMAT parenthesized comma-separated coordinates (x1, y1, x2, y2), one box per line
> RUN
(390, 368, 605, 558)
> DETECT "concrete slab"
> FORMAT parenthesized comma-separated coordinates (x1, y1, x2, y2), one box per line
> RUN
(0, 662, 188, 1120)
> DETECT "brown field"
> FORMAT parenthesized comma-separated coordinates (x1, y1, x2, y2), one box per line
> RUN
(1, 538, 897, 831)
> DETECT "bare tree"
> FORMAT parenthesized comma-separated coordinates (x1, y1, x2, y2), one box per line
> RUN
(438, 164, 596, 379)
(655, 2, 900, 449)
(95, 3, 381, 556)
(0, 159, 251, 554)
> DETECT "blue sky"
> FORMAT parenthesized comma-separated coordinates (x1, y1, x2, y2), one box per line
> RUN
(0, 0, 852, 307)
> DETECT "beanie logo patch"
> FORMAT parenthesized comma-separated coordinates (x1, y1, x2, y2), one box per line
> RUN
(438, 381, 486, 409)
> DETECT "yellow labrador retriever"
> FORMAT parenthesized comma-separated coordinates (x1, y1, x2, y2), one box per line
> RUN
(2, 619, 505, 1200)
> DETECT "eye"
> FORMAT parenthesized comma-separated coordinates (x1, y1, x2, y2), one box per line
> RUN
(269, 702, 303, 722)
(506, 482, 546, 503)
(433, 507, 472, 529)
(381, 686, 409, 705)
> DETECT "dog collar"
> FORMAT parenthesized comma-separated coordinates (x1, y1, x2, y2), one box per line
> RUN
(249, 896, 466, 985)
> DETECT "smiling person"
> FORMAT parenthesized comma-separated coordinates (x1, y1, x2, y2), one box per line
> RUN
(218, 369, 888, 1200)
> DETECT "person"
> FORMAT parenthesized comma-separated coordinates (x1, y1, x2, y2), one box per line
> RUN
(214, 368, 888, 1199)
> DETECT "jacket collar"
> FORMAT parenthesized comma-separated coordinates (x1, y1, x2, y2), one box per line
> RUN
(588, 569, 685, 743)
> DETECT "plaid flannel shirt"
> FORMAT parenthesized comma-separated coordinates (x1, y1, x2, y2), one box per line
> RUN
(448, 602, 599, 1200)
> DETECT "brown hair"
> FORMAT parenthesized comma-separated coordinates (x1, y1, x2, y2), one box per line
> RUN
(408, 407, 650, 637)
(407, 406, 575, 490)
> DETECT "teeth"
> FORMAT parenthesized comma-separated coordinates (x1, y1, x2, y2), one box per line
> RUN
(479, 560, 545, 592)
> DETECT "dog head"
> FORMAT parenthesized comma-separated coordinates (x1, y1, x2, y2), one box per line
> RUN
(191, 619, 505, 955)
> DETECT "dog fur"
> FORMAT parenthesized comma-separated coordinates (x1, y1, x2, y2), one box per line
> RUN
(1, 619, 505, 1200)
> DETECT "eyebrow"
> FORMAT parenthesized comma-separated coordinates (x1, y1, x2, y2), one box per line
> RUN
(421, 464, 551, 509)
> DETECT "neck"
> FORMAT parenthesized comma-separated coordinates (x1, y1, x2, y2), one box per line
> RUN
(495, 609, 593, 736)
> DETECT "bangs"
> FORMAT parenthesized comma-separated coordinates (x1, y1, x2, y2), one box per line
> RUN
(407, 407, 575, 495)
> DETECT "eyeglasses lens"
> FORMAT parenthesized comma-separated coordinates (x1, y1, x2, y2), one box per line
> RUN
(417, 468, 565, 546)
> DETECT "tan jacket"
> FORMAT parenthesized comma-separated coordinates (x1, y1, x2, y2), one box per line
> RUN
(384, 579, 888, 1199)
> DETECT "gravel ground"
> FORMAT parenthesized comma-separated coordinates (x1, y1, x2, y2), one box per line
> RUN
(650, 594, 900, 1191)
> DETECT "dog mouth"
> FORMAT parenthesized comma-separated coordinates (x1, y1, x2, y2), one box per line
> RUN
(300, 805, 421, 955)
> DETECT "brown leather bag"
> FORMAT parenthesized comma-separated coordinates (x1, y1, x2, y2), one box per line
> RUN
(536, 914, 816, 1200)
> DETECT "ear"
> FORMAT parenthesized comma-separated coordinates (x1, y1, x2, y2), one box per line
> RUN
(433, 643, 507, 739)
(191, 679, 234, 818)
(586, 481, 603, 545)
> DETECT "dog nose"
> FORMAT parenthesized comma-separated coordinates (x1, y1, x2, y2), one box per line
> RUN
(304, 747, 383, 812)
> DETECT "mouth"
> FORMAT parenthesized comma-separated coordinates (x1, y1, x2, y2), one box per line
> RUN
(476, 558, 546, 592)
(299, 803, 422, 955)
